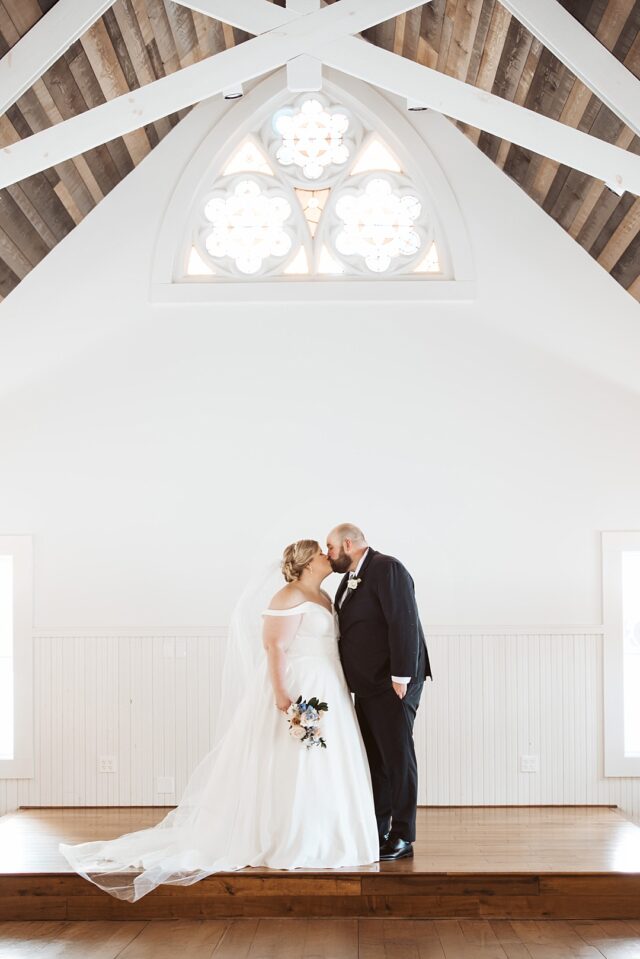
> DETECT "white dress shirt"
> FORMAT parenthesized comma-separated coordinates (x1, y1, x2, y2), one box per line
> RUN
(340, 548, 411, 686)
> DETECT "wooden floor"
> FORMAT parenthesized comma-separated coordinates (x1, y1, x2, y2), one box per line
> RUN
(2, 806, 640, 921)
(3, 918, 640, 958)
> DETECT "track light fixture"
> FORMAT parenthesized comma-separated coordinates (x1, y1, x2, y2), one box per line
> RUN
(223, 84, 244, 101)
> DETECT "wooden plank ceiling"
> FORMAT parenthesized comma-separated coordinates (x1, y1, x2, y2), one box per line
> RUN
(0, 0, 638, 302)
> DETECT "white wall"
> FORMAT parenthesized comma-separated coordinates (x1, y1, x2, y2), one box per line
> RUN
(1, 78, 640, 816)
(7, 629, 640, 824)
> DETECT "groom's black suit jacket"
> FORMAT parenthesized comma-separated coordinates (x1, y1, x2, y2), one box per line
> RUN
(335, 548, 432, 698)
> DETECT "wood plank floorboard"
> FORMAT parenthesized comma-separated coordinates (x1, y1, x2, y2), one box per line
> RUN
(2, 806, 637, 875)
(2, 919, 640, 958)
(2, 807, 640, 921)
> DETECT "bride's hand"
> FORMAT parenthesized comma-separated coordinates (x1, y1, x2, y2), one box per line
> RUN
(275, 693, 293, 713)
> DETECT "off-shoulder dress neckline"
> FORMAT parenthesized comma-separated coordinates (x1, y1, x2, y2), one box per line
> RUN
(262, 600, 335, 617)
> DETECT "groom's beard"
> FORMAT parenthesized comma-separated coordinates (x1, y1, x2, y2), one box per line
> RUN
(329, 550, 351, 574)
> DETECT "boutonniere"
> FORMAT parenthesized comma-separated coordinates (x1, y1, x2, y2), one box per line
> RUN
(346, 577, 362, 592)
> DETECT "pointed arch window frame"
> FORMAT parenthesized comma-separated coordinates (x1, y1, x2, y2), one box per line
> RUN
(151, 68, 475, 304)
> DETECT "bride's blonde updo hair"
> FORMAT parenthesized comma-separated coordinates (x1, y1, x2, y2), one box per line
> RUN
(281, 540, 320, 583)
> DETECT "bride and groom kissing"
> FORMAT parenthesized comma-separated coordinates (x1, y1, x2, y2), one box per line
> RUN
(59, 523, 433, 902)
(269, 524, 432, 862)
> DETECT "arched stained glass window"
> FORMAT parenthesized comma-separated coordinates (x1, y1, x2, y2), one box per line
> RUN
(183, 92, 443, 283)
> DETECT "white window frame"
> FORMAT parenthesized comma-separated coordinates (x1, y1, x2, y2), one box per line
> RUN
(603, 530, 640, 777)
(150, 67, 476, 304)
(0, 535, 34, 779)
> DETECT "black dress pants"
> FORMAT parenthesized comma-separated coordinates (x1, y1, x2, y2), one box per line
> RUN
(354, 680, 423, 843)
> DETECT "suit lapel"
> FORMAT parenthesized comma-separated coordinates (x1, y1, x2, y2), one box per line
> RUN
(357, 547, 376, 578)
(338, 548, 377, 611)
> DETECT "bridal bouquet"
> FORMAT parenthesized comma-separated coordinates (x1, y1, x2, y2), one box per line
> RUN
(286, 695, 329, 749)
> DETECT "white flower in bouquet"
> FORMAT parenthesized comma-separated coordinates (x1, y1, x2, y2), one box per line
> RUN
(300, 707, 319, 727)
(286, 695, 329, 749)
(286, 703, 299, 720)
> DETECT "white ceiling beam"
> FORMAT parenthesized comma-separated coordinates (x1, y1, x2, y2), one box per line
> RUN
(287, 0, 321, 12)
(179, 0, 640, 195)
(286, 0, 322, 90)
(0, 0, 423, 190)
(323, 37, 640, 195)
(4, 0, 640, 196)
(0, 0, 116, 116)
(175, 0, 297, 33)
(497, 0, 640, 139)
(287, 55, 323, 92)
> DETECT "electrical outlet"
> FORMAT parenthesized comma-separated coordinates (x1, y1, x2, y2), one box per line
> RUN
(520, 754, 539, 773)
(156, 776, 175, 794)
(98, 755, 117, 773)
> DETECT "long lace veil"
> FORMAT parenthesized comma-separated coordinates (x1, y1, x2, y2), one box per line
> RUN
(59, 559, 286, 901)
(216, 559, 284, 739)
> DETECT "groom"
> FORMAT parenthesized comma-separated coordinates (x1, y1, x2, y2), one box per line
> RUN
(327, 524, 432, 861)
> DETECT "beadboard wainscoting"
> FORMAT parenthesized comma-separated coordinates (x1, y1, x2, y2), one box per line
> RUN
(2, 629, 640, 820)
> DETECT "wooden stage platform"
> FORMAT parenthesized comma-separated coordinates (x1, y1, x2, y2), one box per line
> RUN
(2, 806, 640, 921)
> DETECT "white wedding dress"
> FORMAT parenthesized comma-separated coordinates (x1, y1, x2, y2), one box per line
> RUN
(59, 601, 379, 901)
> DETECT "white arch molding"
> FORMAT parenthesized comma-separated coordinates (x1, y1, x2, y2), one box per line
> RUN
(150, 68, 476, 304)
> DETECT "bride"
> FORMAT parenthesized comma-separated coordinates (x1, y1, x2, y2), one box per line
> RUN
(59, 539, 379, 901)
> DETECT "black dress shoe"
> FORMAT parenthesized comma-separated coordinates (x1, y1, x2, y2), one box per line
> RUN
(379, 836, 414, 861)
(378, 830, 390, 849)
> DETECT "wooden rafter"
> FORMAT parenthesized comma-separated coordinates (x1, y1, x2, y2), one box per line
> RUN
(0, 0, 116, 116)
(177, 0, 640, 197)
(497, 0, 640, 140)
(0, 0, 423, 190)
(3, 0, 638, 196)
(324, 37, 640, 196)
(0, 0, 638, 302)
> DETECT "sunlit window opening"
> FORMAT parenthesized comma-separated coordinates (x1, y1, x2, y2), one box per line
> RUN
(334, 178, 421, 273)
(350, 138, 402, 174)
(317, 245, 345, 275)
(295, 189, 330, 237)
(414, 241, 441, 274)
(187, 246, 214, 276)
(0, 555, 13, 760)
(273, 98, 350, 180)
(623, 550, 640, 757)
(184, 95, 445, 282)
(283, 247, 310, 275)
(222, 140, 273, 176)
(203, 179, 292, 275)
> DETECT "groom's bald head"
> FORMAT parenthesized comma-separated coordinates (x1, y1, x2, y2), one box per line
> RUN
(326, 524, 368, 573)
(330, 523, 366, 546)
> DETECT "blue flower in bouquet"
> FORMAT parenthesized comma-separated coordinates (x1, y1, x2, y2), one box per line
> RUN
(286, 695, 329, 749)
(300, 706, 319, 727)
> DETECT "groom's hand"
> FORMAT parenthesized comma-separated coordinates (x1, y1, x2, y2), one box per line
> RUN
(392, 681, 407, 700)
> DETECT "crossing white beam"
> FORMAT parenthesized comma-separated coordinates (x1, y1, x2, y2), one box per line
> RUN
(180, 0, 640, 196)
(0, 0, 422, 189)
(0, 0, 115, 116)
(175, 0, 298, 34)
(324, 37, 640, 196)
(3, 0, 640, 197)
(498, 0, 640, 139)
